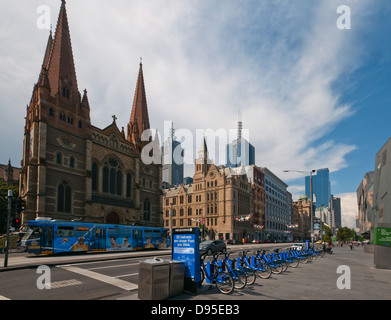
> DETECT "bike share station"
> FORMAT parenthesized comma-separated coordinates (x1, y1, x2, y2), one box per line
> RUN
(138, 227, 203, 300)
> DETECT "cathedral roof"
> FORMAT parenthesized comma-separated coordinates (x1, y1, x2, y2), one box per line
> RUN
(46, 0, 79, 101)
(129, 61, 150, 138)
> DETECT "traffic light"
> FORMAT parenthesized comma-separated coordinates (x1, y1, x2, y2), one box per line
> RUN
(20, 199, 26, 211)
(13, 218, 21, 229)
(16, 198, 26, 214)
(16, 197, 22, 214)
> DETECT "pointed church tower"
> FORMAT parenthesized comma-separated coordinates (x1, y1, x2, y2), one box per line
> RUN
(127, 60, 150, 150)
(46, 0, 80, 104)
(20, 0, 91, 224)
(195, 137, 209, 175)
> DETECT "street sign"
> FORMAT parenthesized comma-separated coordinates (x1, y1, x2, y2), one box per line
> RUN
(172, 227, 201, 283)
(373, 227, 391, 246)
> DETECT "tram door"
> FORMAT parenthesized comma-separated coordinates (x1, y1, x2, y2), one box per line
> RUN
(94, 228, 106, 250)
(40, 226, 54, 252)
(133, 229, 143, 249)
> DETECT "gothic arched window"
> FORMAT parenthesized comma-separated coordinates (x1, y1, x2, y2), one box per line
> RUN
(126, 173, 132, 198)
(92, 162, 98, 191)
(143, 199, 151, 221)
(102, 158, 122, 196)
(58, 181, 71, 213)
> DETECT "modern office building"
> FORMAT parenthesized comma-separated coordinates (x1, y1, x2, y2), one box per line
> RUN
(372, 138, 391, 225)
(305, 168, 331, 209)
(356, 172, 374, 235)
(226, 138, 255, 168)
(226, 114, 255, 168)
(262, 167, 290, 241)
(162, 123, 184, 187)
(330, 194, 342, 229)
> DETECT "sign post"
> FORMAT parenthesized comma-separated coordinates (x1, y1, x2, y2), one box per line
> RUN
(172, 227, 200, 293)
(4, 190, 13, 268)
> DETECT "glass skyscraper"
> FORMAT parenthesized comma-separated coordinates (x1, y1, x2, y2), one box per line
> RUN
(305, 168, 331, 208)
(226, 138, 255, 168)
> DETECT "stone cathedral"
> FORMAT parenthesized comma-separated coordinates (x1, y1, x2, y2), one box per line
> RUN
(19, 1, 162, 227)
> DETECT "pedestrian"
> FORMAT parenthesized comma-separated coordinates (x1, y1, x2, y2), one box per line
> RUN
(349, 242, 353, 250)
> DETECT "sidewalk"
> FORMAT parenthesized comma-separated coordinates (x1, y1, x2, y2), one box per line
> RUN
(0, 249, 172, 272)
(122, 245, 391, 300)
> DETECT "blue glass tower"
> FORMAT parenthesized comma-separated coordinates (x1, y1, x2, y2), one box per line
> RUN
(305, 168, 331, 208)
(226, 112, 255, 168)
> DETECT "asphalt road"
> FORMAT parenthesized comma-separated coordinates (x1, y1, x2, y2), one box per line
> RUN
(0, 243, 290, 300)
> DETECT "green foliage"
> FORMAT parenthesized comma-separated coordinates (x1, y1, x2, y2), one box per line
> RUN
(336, 227, 355, 241)
(0, 180, 20, 234)
(322, 225, 333, 243)
(0, 234, 19, 249)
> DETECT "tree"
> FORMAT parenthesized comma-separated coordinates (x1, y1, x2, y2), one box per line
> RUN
(336, 227, 354, 242)
(0, 181, 19, 234)
(322, 225, 333, 243)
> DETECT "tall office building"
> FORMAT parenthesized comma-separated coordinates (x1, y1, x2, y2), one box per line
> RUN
(226, 112, 255, 168)
(305, 168, 331, 209)
(162, 123, 184, 187)
(330, 195, 342, 228)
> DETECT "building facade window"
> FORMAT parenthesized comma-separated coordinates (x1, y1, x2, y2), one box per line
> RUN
(58, 181, 71, 213)
(92, 162, 98, 191)
(102, 158, 123, 196)
(143, 199, 151, 221)
(56, 152, 62, 165)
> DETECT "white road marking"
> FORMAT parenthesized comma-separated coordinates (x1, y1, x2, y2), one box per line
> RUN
(61, 266, 138, 291)
(50, 279, 82, 289)
(88, 262, 139, 271)
(114, 273, 138, 279)
(0, 295, 10, 300)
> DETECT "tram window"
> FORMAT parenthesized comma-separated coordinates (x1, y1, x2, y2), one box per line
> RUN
(58, 226, 74, 237)
(108, 228, 119, 236)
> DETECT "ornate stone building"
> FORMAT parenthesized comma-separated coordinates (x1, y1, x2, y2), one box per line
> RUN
(18, 1, 161, 227)
(163, 139, 254, 242)
(0, 160, 20, 187)
(292, 195, 311, 240)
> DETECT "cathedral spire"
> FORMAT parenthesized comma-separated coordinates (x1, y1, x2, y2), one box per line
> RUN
(128, 60, 150, 145)
(46, 0, 79, 102)
(42, 29, 53, 69)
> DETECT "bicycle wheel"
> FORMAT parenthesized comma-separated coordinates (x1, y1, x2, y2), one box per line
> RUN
(232, 269, 247, 289)
(215, 272, 234, 294)
(256, 264, 272, 279)
(242, 267, 256, 285)
(271, 263, 283, 274)
(287, 258, 299, 268)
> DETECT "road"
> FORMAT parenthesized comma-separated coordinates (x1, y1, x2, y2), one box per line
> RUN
(0, 243, 290, 300)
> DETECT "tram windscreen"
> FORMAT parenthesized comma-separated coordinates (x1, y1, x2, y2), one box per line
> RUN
(22, 227, 40, 241)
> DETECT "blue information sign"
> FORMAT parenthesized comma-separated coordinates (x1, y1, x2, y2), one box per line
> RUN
(172, 227, 200, 283)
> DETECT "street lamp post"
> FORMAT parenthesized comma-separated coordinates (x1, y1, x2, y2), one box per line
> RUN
(170, 203, 173, 247)
(284, 169, 316, 248)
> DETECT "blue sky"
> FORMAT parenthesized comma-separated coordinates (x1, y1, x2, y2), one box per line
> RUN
(0, 0, 390, 228)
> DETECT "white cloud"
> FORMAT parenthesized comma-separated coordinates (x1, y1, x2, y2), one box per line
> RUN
(0, 0, 373, 193)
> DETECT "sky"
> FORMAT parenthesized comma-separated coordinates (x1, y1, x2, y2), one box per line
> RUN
(0, 0, 390, 229)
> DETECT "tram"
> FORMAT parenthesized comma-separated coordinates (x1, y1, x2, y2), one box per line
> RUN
(21, 218, 170, 255)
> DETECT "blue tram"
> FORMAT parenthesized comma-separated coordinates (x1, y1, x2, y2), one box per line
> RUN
(21, 218, 170, 255)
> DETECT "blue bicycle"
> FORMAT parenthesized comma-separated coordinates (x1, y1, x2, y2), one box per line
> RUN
(220, 252, 247, 289)
(241, 250, 272, 279)
(199, 253, 235, 294)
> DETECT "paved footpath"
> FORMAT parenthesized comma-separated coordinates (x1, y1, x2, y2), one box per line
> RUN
(123, 245, 391, 300)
